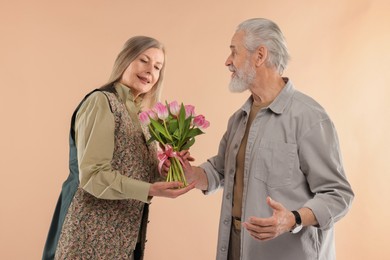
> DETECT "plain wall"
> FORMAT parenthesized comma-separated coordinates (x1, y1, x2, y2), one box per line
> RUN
(1, 0, 389, 259)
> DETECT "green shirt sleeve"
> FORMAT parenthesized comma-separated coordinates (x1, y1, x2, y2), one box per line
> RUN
(75, 91, 151, 203)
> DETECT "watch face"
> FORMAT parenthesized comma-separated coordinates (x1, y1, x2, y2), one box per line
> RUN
(291, 224, 303, 234)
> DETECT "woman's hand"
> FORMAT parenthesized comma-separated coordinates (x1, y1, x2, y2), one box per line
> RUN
(148, 181, 196, 198)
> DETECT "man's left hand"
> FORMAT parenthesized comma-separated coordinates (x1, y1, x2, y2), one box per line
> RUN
(242, 197, 294, 241)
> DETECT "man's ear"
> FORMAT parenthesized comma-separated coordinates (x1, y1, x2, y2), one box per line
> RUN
(255, 46, 267, 67)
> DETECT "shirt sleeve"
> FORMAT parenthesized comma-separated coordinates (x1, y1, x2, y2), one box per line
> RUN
(200, 120, 233, 194)
(75, 91, 151, 203)
(299, 119, 354, 230)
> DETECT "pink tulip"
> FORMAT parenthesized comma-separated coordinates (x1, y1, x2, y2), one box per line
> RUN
(184, 105, 195, 118)
(201, 120, 210, 129)
(138, 111, 150, 125)
(169, 101, 180, 116)
(154, 102, 169, 120)
(193, 115, 210, 129)
(147, 110, 158, 120)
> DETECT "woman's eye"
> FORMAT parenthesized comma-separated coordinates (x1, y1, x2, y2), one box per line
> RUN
(141, 59, 147, 63)
(154, 66, 161, 71)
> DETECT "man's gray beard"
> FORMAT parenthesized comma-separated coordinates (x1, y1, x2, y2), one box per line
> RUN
(228, 63, 256, 93)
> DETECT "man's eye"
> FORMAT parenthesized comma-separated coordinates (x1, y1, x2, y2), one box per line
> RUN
(141, 59, 147, 63)
(154, 66, 161, 71)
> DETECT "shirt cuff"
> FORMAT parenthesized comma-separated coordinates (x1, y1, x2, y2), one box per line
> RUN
(303, 199, 333, 230)
(199, 161, 218, 195)
(122, 178, 152, 203)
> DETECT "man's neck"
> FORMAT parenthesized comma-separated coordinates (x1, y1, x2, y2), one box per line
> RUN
(250, 71, 286, 106)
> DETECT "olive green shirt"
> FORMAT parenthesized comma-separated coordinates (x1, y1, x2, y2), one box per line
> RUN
(75, 83, 152, 203)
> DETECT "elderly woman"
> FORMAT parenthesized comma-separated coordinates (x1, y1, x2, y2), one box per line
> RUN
(42, 36, 195, 260)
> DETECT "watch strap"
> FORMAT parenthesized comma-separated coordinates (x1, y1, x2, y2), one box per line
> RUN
(291, 210, 302, 225)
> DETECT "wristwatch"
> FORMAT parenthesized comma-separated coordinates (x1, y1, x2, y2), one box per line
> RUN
(290, 210, 303, 234)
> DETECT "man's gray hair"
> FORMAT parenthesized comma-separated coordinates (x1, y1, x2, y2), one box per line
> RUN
(237, 18, 290, 74)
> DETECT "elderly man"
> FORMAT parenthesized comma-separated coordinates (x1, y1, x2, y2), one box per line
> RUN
(185, 18, 354, 259)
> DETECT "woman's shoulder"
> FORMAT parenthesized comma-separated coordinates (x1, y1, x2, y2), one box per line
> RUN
(84, 90, 110, 104)
(77, 90, 111, 114)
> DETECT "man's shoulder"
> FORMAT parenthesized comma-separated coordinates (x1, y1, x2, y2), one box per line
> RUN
(290, 90, 330, 120)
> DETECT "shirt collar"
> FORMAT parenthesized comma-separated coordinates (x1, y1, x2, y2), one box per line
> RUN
(268, 78, 295, 114)
(114, 82, 143, 109)
(240, 78, 295, 115)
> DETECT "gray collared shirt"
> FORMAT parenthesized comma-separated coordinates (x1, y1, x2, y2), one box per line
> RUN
(201, 79, 354, 260)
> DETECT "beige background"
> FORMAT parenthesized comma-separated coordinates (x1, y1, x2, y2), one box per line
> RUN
(1, 0, 389, 259)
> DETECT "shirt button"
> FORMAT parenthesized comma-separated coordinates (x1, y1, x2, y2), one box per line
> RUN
(234, 144, 238, 149)
(223, 218, 229, 225)
(226, 193, 231, 199)
(221, 246, 227, 252)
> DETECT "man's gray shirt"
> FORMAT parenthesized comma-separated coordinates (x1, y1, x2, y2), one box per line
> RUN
(201, 79, 354, 260)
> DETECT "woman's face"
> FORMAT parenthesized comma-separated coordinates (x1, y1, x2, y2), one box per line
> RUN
(120, 47, 164, 98)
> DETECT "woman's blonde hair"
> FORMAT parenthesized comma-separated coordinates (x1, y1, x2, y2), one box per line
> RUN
(105, 36, 166, 109)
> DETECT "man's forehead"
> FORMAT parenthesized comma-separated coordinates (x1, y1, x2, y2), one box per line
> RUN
(230, 30, 245, 48)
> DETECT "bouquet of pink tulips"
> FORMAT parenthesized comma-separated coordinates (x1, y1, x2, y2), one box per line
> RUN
(139, 101, 210, 187)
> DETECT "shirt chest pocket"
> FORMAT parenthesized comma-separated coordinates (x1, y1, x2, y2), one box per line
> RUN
(252, 139, 297, 188)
